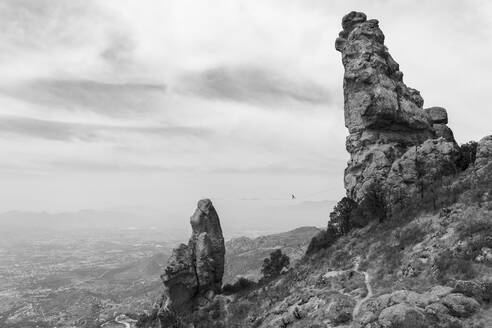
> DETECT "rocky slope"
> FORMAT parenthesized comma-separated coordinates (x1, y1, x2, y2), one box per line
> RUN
(218, 189, 491, 327)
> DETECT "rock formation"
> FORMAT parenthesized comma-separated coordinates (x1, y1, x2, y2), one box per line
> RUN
(134, 12, 492, 328)
(159, 199, 225, 327)
(335, 11, 460, 214)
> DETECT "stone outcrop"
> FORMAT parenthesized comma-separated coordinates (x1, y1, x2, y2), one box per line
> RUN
(475, 135, 492, 169)
(354, 287, 482, 327)
(335, 11, 459, 212)
(159, 199, 225, 327)
(385, 138, 460, 211)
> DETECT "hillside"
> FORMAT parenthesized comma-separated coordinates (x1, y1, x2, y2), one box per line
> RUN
(224, 226, 320, 283)
(220, 187, 492, 327)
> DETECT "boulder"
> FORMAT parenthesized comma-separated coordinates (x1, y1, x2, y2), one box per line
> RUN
(453, 280, 485, 300)
(326, 294, 356, 324)
(475, 135, 492, 169)
(424, 302, 449, 316)
(424, 286, 453, 300)
(385, 138, 460, 213)
(440, 293, 480, 318)
(161, 243, 198, 313)
(378, 303, 427, 328)
(426, 107, 448, 124)
(432, 124, 455, 143)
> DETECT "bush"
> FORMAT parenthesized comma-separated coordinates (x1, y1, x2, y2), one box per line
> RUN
(261, 249, 290, 281)
(457, 217, 492, 260)
(457, 141, 478, 170)
(434, 250, 476, 283)
(397, 224, 426, 249)
(222, 277, 256, 294)
(329, 197, 358, 234)
(483, 279, 492, 303)
(352, 183, 388, 224)
(458, 218, 492, 240)
(306, 190, 387, 256)
(136, 309, 158, 328)
(306, 225, 340, 255)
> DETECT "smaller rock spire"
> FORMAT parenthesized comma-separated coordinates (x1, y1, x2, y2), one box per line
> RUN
(159, 199, 225, 327)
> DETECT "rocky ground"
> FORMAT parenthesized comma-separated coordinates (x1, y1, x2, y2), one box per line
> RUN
(221, 196, 491, 327)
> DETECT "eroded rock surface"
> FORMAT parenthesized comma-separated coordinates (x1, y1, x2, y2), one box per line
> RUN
(336, 11, 459, 211)
(159, 199, 225, 327)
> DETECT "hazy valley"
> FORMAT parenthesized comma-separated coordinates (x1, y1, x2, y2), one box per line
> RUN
(0, 208, 323, 327)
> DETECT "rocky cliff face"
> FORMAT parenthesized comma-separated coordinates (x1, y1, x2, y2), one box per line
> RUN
(335, 11, 459, 214)
(158, 199, 225, 327)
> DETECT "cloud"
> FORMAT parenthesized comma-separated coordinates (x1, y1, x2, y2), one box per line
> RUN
(0, 0, 99, 49)
(0, 79, 167, 117)
(211, 162, 342, 176)
(46, 160, 196, 173)
(0, 115, 209, 142)
(176, 65, 332, 106)
(101, 33, 137, 65)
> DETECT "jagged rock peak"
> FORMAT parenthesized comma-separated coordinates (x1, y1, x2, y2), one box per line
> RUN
(335, 11, 459, 212)
(159, 199, 225, 327)
(335, 11, 430, 134)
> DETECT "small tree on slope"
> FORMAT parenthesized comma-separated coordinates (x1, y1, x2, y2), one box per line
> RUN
(261, 249, 290, 281)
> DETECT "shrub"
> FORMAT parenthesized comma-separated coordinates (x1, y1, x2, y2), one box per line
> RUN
(222, 277, 256, 294)
(483, 279, 492, 303)
(330, 249, 352, 269)
(306, 190, 386, 256)
(261, 249, 290, 281)
(305, 225, 340, 255)
(458, 218, 492, 240)
(457, 217, 492, 260)
(434, 250, 476, 283)
(329, 197, 358, 234)
(136, 309, 158, 328)
(352, 183, 388, 224)
(398, 224, 425, 249)
(457, 141, 478, 170)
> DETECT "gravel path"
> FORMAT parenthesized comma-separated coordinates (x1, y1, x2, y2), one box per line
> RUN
(352, 257, 373, 318)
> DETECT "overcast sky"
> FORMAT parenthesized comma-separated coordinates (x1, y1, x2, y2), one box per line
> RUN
(0, 0, 491, 227)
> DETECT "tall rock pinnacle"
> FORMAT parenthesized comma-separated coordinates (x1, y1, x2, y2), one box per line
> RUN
(336, 12, 459, 214)
(159, 199, 225, 327)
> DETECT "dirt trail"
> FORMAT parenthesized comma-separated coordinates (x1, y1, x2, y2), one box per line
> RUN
(114, 314, 133, 328)
(352, 257, 373, 318)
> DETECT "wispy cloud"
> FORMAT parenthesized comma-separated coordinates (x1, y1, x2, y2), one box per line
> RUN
(0, 115, 209, 142)
(0, 0, 100, 49)
(46, 160, 197, 173)
(176, 65, 332, 106)
(0, 79, 167, 117)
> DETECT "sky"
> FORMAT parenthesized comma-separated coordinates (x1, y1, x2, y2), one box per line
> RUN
(0, 0, 491, 230)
